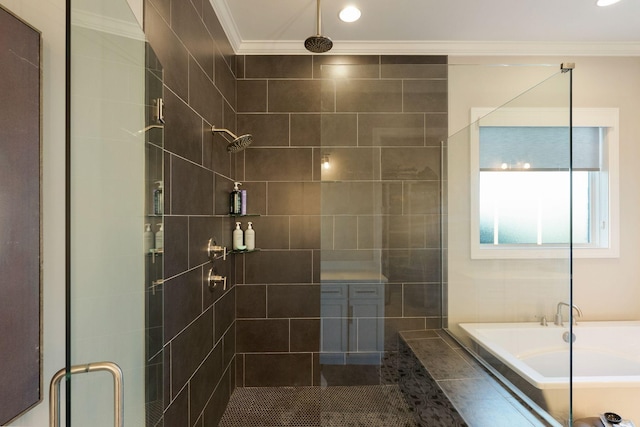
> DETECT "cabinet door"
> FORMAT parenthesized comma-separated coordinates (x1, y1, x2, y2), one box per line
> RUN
(320, 284, 348, 364)
(348, 284, 385, 364)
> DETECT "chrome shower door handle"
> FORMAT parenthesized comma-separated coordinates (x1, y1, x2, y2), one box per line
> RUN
(49, 361, 124, 427)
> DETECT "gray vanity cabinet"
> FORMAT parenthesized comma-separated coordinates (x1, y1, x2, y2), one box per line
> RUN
(320, 277, 386, 365)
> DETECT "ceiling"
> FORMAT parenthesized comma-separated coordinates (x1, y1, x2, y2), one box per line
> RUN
(209, 0, 640, 56)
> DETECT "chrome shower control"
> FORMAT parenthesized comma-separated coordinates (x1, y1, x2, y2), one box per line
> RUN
(207, 238, 227, 261)
(207, 267, 227, 291)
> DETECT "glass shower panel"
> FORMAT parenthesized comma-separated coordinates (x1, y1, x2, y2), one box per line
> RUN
(445, 65, 572, 426)
(144, 46, 165, 427)
(318, 60, 447, 424)
(69, 0, 156, 424)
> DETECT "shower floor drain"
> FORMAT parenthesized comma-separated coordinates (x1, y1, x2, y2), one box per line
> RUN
(219, 385, 417, 427)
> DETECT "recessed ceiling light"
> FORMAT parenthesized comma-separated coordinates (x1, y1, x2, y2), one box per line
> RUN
(596, 0, 622, 6)
(339, 6, 361, 23)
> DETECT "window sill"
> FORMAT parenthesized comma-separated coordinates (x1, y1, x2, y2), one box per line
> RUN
(471, 245, 619, 260)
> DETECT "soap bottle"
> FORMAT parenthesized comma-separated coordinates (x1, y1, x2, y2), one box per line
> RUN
(245, 222, 255, 251)
(233, 222, 243, 250)
(153, 181, 163, 215)
(241, 189, 247, 215)
(230, 182, 242, 214)
(143, 223, 154, 253)
(155, 223, 164, 250)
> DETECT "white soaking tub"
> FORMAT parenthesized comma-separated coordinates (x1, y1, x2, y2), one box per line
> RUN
(459, 321, 640, 424)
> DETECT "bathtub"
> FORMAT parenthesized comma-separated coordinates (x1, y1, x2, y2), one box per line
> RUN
(459, 321, 640, 424)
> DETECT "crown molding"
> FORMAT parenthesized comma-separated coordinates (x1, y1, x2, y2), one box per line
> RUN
(208, 0, 640, 56)
(234, 40, 640, 56)
(208, 0, 242, 53)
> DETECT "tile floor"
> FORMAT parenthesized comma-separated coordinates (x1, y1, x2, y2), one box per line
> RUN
(218, 329, 554, 426)
(218, 385, 417, 426)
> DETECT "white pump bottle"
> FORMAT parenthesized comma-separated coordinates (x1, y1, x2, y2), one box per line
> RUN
(245, 222, 255, 251)
(233, 222, 244, 250)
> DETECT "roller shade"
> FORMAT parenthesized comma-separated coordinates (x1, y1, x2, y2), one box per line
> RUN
(479, 126, 601, 171)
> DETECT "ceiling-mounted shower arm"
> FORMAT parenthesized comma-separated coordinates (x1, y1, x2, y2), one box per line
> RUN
(316, 0, 322, 36)
(305, 0, 333, 53)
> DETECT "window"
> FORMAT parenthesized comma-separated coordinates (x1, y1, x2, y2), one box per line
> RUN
(470, 108, 619, 259)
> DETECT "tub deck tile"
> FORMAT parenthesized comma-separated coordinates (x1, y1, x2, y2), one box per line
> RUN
(399, 330, 553, 427)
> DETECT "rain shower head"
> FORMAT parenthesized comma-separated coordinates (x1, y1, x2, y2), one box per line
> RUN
(304, 35, 333, 54)
(211, 126, 253, 153)
(305, 0, 333, 53)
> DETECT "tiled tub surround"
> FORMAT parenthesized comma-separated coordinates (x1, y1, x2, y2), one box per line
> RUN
(235, 54, 449, 387)
(400, 330, 551, 426)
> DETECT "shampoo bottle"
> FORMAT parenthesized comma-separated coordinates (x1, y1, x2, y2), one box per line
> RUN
(233, 222, 243, 250)
(245, 222, 255, 251)
(144, 223, 154, 253)
(230, 182, 242, 214)
(155, 223, 164, 250)
(241, 189, 247, 215)
(153, 181, 163, 215)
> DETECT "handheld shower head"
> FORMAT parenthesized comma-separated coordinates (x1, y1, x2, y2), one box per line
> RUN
(211, 126, 253, 153)
(305, 0, 333, 53)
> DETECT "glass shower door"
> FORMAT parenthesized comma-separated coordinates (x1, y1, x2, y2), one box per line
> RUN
(445, 64, 573, 425)
(68, 0, 152, 424)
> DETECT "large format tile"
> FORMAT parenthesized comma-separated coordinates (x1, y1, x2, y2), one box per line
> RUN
(236, 319, 289, 352)
(358, 113, 425, 147)
(163, 268, 204, 342)
(267, 182, 320, 215)
(313, 55, 380, 79)
(171, 0, 213, 80)
(403, 80, 448, 113)
(335, 80, 403, 113)
(244, 250, 313, 284)
(236, 284, 267, 318)
(237, 80, 267, 112)
(237, 113, 289, 147)
(170, 308, 214, 394)
(170, 156, 214, 215)
(245, 55, 312, 78)
(245, 148, 313, 181)
(268, 80, 333, 112)
(164, 89, 204, 164)
(190, 343, 224, 422)
(267, 284, 320, 318)
(244, 353, 313, 387)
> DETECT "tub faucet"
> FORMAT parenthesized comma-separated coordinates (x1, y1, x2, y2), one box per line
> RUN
(555, 302, 583, 326)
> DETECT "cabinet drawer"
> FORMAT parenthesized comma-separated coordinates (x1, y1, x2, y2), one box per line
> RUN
(349, 283, 383, 299)
(321, 283, 347, 299)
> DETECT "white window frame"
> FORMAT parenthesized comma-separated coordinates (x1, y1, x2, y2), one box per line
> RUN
(470, 107, 619, 259)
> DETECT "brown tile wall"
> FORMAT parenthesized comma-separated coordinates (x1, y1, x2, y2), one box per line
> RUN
(145, 0, 448, 417)
(235, 54, 448, 387)
(144, 0, 238, 425)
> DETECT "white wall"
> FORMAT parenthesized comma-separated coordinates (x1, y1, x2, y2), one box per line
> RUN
(447, 56, 640, 337)
(0, 0, 66, 425)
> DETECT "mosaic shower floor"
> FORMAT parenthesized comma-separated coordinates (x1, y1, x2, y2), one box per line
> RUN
(218, 385, 418, 427)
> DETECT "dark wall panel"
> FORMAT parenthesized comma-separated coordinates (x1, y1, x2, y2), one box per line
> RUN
(0, 6, 41, 425)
